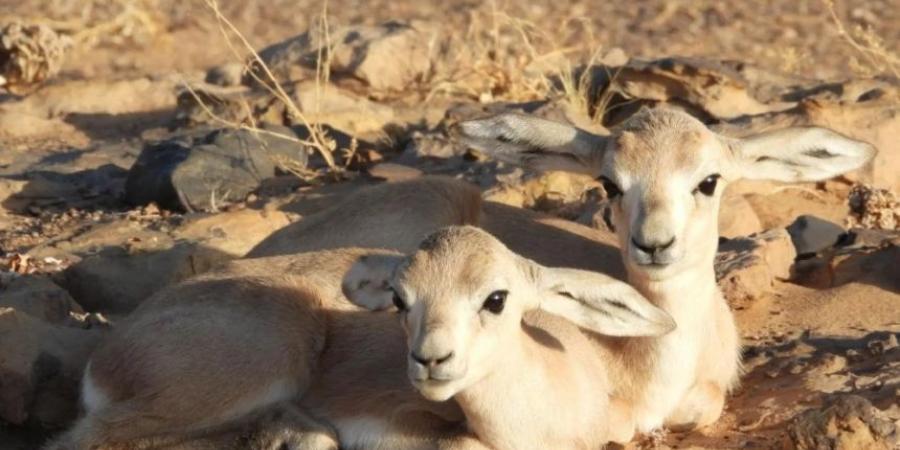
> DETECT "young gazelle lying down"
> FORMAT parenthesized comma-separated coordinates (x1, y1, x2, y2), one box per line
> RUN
(44, 229, 671, 450)
(350, 225, 676, 450)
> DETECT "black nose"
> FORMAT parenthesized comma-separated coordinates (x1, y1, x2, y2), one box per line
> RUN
(631, 237, 675, 254)
(411, 351, 454, 367)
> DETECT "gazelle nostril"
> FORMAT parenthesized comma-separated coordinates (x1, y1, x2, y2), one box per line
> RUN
(435, 351, 454, 365)
(658, 237, 675, 251)
(411, 352, 429, 366)
(631, 237, 654, 254)
(632, 237, 675, 254)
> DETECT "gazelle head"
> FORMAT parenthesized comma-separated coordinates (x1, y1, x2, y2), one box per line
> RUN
(345, 226, 674, 401)
(454, 108, 876, 281)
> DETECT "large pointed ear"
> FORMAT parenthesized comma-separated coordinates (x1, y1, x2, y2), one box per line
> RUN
(729, 127, 876, 182)
(342, 252, 406, 310)
(525, 262, 675, 337)
(451, 113, 609, 176)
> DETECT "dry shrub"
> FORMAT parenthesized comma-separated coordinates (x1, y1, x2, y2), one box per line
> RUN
(2, 0, 163, 48)
(847, 185, 900, 231)
(183, 0, 346, 181)
(822, 0, 899, 78)
(425, 2, 612, 119)
(0, 22, 71, 93)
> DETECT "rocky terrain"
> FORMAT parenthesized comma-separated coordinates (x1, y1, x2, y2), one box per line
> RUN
(1, 0, 898, 448)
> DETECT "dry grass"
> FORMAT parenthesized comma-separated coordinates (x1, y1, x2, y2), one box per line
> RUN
(1, 0, 163, 48)
(822, 0, 899, 78)
(183, 0, 349, 181)
(425, 2, 619, 124)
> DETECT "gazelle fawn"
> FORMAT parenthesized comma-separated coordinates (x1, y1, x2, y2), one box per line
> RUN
(455, 107, 875, 433)
(350, 225, 675, 449)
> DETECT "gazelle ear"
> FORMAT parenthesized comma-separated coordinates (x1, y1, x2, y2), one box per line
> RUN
(729, 127, 876, 182)
(342, 253, 406, 310)
(522, 260, 675, 337)
(452, 113, 609, 176)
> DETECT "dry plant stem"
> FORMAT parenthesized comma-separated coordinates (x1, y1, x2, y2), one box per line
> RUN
(202, 0, 340, 174)
(822, 0, 899, 77)
(179, 81, 321, 181)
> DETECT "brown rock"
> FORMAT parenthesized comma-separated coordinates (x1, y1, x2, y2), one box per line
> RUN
(292, 81, 395, 134)
(0, 308, 101, 426)
(255, 21, 433, 91)
(716, 228, 796, 308)
(719, 190, 763, 238)
(785, 395, 898, 450)
(59, 243, 232, 314)
(0, 276, 84, 324)
(174, 208, 292, 257)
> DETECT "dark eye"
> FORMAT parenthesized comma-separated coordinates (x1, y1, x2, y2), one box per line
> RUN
(695, 174, 720, 196)
(482, 290, 508, 314)
(391, 289, 407, 312)
(598, 176, 622, 199)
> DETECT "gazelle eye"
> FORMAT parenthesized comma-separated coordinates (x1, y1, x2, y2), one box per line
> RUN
(598, 176, 623, 199)
(695, 174, 721, 196)
(482, 290, 508, 314)
(391, 289, 407, 312)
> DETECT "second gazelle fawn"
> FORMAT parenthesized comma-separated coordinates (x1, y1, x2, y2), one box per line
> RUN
(350, 225, 675, 449)
(455, 107, 875, 434)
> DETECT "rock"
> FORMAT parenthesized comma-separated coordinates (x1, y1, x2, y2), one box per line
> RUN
(847, 185, 899, 231)
(59, 243, 232, 314)
(716, 228, 796, 308)
(173, 208, 292, 257)
(785, 395, 898, 450)
(124, 126, 308, 212)
(292, 81, 395, 134)
(205, 63, 245, 87)
(719, 190, 763, 238)
(254, 21, 433, 91)
(0, 276, 84, 324)
(788, 215, 846, 256)
(367, 163, 423, 182)
(0, 308, 101, 427)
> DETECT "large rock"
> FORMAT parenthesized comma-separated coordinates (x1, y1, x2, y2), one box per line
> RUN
(785, 395, 898, 450)
(59, 243, 231, 314)
(0, 308, 101, 427)
(719, 190, 763, 238)
(173, 208, 292, 257)
(124, 126, 308, 212)
(715, 228, 796, 308)
(254, 21, 433, 91)
(0, 276, 84, 324)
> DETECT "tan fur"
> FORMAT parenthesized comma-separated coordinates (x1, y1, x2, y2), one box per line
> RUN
(390, 227, 673, 450)
(50, 105, 874, 447)
(454, 106, 875, 436)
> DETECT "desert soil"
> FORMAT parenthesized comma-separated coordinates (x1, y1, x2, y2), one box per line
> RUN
(1, 0, 898, 449)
